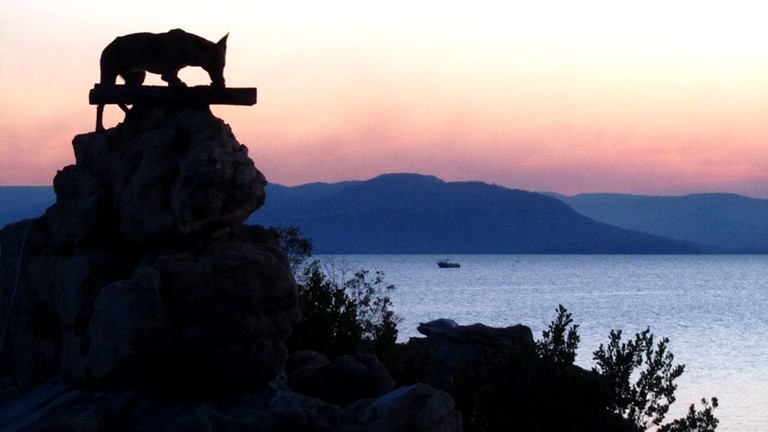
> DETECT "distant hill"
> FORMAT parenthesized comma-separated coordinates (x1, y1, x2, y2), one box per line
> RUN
(248, 173, 712, 254)
(0, 186, 56, 229)
(7, 178, 763, 253)
(550, 193, 768, 253)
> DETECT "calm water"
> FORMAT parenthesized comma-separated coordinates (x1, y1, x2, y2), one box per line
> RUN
(316, 255, 768, 431)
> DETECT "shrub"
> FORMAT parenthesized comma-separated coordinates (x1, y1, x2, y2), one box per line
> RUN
(592, 327, 719, 431)
(275, 227, 400, 359)
(535, 306, 720, 431)
(659, 398, 719, 432)
(342, 268, 400, 360)
(288, 260, 363, 357)
(593, 328, 684, 429)
(273, 225, 313, 273)
(535, 304, 580, 366)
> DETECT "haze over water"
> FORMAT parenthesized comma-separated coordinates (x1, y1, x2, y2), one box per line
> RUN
(317, 254, 768, 431)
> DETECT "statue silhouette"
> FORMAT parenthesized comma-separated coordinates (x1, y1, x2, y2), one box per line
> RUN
(100, 29, 228, 88)
(95, 29, 229, 131)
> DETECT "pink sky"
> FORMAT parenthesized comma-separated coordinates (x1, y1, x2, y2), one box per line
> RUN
(1, 1, 767, 197)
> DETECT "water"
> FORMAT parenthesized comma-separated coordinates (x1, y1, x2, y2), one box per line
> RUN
(315, 254, 768, 431)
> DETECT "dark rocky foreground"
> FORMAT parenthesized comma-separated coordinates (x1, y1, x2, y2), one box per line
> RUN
(0, 105, 461, 431)
(0, 104, 634, 431)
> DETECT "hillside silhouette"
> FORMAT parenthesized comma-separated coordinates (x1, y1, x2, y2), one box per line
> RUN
(7, 177, 767, 253)
(0, 186, 56, 227)
(553, 193, 768, 253)
(248, 173, 713, 253)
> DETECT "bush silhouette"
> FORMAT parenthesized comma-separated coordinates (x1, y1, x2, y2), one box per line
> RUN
(275, 227, 399, 359)
(535, 306, 720, 431)
(536, 304, 580, 366)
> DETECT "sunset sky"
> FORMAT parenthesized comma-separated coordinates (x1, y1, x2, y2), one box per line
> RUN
(1, 1, 766, 197)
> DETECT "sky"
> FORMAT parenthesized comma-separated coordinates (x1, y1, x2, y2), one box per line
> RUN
(1, 1, 767, 197)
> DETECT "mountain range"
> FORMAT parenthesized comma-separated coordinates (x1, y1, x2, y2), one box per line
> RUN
(0, 186, 56, 229)
(550, 192, 768, 253)
(3, 175, 766, 253)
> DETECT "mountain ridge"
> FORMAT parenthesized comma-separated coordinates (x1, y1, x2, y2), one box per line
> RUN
(552, 192, 768, 253)
(4, 175, 766, 253)
(248, 173, 715, 253)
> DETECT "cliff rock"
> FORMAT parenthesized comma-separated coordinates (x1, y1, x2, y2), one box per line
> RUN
(48, 105, 265, 250)
(0, 105, 293, 391)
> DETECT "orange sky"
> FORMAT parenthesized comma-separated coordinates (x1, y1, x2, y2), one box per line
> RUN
(1, 1, 767, 197)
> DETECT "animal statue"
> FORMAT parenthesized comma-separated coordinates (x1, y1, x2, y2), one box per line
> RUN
(100, 28, 228, 87)
(95, 29, 228, 131)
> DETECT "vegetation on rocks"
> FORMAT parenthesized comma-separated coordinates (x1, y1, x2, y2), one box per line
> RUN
(538, 305, 720, 431)
(276, 227, 400, 361)
(277, 228, 720, 431)
(535, 303, 580, 366)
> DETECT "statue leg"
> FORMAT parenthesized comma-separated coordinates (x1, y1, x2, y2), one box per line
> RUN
(162, 71, 186, 87)
(122, 70, 146, 86)
(96, 104, 105, 132)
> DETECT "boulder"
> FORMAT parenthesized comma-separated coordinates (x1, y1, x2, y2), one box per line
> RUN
(44, 165, 111, 251)
(286, 351, 395, 406)
(417, 318, 458, 336)
(144, 239, 300, 389)
(84, 265, 172, 380)
(359, 383, 462, 432)
(0, 222, 132, 387)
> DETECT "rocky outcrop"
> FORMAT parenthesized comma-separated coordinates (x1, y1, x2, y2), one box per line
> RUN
(0, 103, 462, 431)
(0, 220, 136, 387)
(0, 105, 287, 391)
(0, 375, 460, 432)
(394, 322, 636, 432)
(0, 375, 345, 431)
(48, 105, 265, 250)
(416, 318, 459, 336)
(82, 235, 298, 390)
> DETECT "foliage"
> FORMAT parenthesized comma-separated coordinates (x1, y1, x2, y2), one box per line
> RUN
(593, 328, 684, 428)
(287, 261, 362, 357)
(591, 326, 722, 431)
(535, 304, 580, 366)
(342, 268, 400, 359)
(274, 226, 313, 274)
(275, 226, 400, 359)
(533, 305, 720, 431)
(274, 223, 721, 431)
(659, 398, 720, 432)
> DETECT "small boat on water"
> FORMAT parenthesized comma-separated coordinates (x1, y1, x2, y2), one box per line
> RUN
(437, 259, 460, 268)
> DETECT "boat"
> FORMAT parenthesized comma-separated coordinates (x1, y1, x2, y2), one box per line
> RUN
(437, 259, 460, 268)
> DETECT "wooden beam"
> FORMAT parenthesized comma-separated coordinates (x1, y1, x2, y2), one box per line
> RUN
(89, 84, 257, 106)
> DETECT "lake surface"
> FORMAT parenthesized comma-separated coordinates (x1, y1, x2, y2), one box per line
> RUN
(315, 254, 768, 431)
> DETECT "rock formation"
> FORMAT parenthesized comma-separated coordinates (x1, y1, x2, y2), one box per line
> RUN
(49, 105, 265, 250)
(286, 351, 396, 406)
(1, 104, 285, 388)
(0, 103, 461, 431)
(394, 322, 637, 431)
